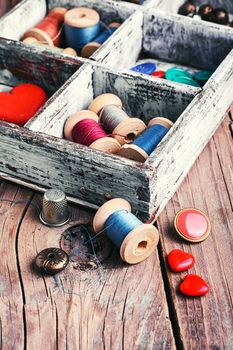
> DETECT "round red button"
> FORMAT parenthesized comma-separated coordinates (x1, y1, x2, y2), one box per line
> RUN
(174, 208, 211, 242)
(151, 70, 165, 78)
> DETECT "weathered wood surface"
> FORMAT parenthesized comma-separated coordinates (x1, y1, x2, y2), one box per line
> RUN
(0, 0, 137, 41)
(157, 114, 233, 349)
(0, 39, 83, 93)
(146, 49, 233, 219)
(27, 62, 198, 136)
(0, 182, 175, 350)
(0, 109, 232, 350)
(143, 10, 233, 70)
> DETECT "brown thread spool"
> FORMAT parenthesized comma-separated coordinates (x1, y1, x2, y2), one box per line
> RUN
(88, 93, 146, 145)
(22, 37, 77, 56)
(64, 110, 121, 154)
(23, 7, 67, 47)
(118, 117, 173, 162)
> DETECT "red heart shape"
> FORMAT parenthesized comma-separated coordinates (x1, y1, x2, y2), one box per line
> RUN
(168, 249, 195, 272)
(179, 274, 209, 296)
(0, 83, 48, 126)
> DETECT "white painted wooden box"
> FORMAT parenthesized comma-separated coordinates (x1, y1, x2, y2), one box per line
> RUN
(0, 0, 232, 221)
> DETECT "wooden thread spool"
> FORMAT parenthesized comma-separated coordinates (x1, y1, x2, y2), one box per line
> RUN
(93, 198, 159, 264)
(118, 117, 173, 162)
(22, 37, 77, 56)
(64, 8, 100, 52)
(64, 110, 121, 154)
(23, 7, 67, 47)
(81, 22, 121, 58)
(88, 93, 146, 145)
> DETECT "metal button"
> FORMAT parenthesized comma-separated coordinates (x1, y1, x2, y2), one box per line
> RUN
(35, 247, 69, 274)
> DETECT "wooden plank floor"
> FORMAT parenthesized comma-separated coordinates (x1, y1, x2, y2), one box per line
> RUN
(0, 3, 232, 349)
(0, 112, 232, 350)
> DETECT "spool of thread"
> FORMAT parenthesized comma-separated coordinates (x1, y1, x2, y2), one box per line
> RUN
(64, 8, 100, 52)
(118, 117, 173, 162)
(64, 110, 121, 153)
(93, 198, 159, 264)
(89, 94, 146, 145)
(81, 22, 120, 58)
(22, 37, 77, 56)
(23, 7, 67, 47)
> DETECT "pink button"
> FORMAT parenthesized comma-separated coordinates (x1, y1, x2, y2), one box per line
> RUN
(174, 208, 211, 242)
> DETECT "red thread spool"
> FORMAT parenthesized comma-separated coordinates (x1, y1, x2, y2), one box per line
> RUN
(72, 119, 108, 145)
(23, 7, 67, 47)
(64, 110, 121, 154)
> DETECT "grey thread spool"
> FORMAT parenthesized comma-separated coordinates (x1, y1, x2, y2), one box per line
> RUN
(99, 104, 146, 145)
(40, 189, 70, 227)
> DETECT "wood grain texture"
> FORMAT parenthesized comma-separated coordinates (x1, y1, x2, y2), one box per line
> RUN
(0, 0, 46, 40)
(0, 121, 151, 215)
(143, 10, 233, 70)
(0, 39, 83, 94)
(0, 183, 34, 349)
(27, 62, 197, 136)
(157, 115, 233, 350)
(0, 183, 175, 350)
(146, 49, 233, 219)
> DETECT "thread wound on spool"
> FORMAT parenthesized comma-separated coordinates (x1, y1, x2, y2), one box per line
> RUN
(72, 119, 107, 146)
(64, 8, 100, 51)
(99, 105, 129, 132)
(132, 124, 169, 155)
(93, 199, 159, 264)
(104, 209, 142, 248)
(23, 8, 67, 46)
(81, 24, 120, 58)
(99, 104, 146, 145)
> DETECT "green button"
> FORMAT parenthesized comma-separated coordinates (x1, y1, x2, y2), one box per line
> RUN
(193, 70, 214, 86)
(173, 76, 201, 87)
(165, 67, 192, 81)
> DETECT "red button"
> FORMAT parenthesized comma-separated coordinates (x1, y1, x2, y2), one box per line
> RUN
(174, 208, 211, 242)
(167, 249, 195, 272)
(179, 274, 209, 297)
(151, 70, 165, 78)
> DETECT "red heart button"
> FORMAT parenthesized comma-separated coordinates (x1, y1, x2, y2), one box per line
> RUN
(168, 249, 195, 272)
(174, 208, 211, 242)
(0, 83, 48, 126)
(179, 274, 209, 296)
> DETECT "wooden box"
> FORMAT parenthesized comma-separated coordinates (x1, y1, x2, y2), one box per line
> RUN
(0, 0, 137, 44)
(93, 8, 233, 80)
(0, 1, 232, 221)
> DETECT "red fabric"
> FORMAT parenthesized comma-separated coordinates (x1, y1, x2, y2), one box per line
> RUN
(0, 83, 47, 126)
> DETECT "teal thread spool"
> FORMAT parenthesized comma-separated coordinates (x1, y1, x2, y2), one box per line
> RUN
(93, 198, 159, 264)
(64, 8, 100, 52)
(118, 117, 173, 162)
(81, 22, 120, 58)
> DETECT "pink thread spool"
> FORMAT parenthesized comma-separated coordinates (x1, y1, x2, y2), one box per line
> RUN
(88, 93, 146, 145)
(64, 110, 121, 153)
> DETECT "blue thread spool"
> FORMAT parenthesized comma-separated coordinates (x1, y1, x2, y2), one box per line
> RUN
(93, 198, 159, 264)
(82, 22, 120, 58)
(119, 117, 173, 162)
(64, 8, 100, 52)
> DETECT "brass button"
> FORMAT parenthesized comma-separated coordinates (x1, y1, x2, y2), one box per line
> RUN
(35, 248, 69, 274)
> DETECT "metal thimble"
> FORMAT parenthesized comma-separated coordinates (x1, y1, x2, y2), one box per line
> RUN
(40, 189, 70, 227)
